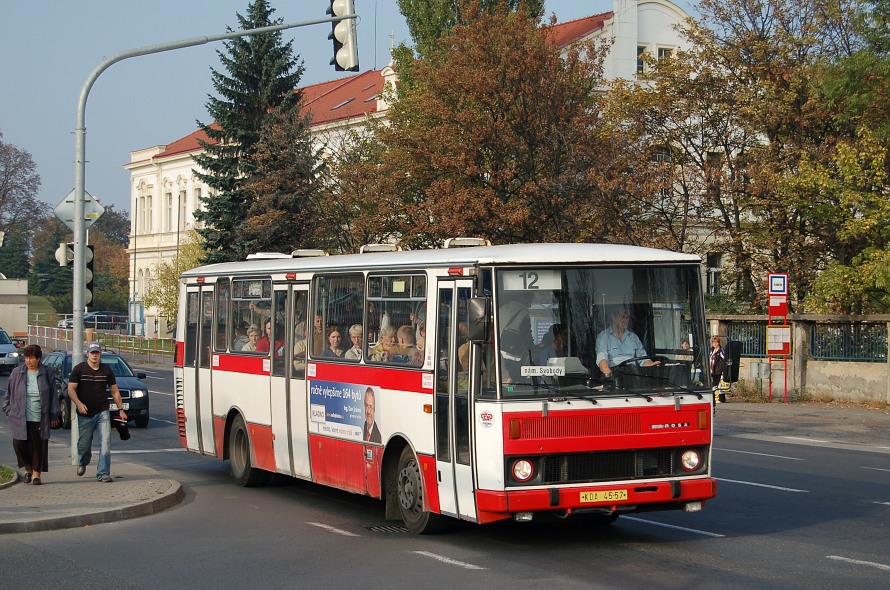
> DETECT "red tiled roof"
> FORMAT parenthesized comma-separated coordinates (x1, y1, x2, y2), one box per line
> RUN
(549, 12, 612, 46)
(154, 13, 607, 161)
(302, 69, 384, 126)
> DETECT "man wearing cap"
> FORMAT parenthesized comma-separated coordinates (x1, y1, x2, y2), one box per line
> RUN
(68, 342, 126, 482)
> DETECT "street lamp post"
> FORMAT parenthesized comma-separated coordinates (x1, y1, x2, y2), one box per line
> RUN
(70, 13, 357, 462)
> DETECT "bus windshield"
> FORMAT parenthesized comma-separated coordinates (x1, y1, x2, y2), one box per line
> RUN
(494, 265, 708, 398)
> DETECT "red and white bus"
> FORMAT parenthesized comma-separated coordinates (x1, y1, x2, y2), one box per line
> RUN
(175, 242, 717, 532)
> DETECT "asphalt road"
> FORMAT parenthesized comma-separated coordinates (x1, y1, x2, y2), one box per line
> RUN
(1, 364, 888, 589)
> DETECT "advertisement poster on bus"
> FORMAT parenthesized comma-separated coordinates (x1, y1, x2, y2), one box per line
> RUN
(309, 380, 381, 443)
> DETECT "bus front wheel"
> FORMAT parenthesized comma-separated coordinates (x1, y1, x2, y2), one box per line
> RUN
(396, 446, 443, 534)
(229, 415, 268, 487)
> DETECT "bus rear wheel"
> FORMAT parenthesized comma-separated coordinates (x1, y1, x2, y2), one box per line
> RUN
(396, 446, 443, 534)
(229, 414, 268, 487)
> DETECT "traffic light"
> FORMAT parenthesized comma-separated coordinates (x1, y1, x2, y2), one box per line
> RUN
(327, 0, 359, 71)
(84, 245, 95, 306)
(55, 242, 74, 267)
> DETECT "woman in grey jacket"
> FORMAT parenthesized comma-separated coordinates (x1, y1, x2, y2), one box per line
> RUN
(2, 344, 58, 485)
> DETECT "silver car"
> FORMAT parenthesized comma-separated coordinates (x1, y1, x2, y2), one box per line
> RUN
(0, 328, 23, 374)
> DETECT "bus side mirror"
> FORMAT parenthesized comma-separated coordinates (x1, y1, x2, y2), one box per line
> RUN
(725, 340, 742, 383)
(467, 297, 491, 343)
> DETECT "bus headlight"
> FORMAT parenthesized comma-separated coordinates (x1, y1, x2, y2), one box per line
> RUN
(680, 449, 702, 472)
(511, 459, 534, 482)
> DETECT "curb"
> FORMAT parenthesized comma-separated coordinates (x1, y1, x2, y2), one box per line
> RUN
(0, 469, 19, 490)
(0, 479, 185, 535)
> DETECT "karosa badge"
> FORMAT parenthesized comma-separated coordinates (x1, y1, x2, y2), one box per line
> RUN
(650, 422, 691, 430)
(479, 411, 494, 428)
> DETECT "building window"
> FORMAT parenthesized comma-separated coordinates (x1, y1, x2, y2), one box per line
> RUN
(657, 47, 673, 60)
(145, 196, 153, 233)
(652, 145, 672, 163)
(706, 253, 722, 295)
(179, 190, 187, 230)
(165, 192, 173, 232)
(637, 46, 646, 73)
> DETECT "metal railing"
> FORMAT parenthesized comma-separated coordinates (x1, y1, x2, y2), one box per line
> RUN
(726, 322, 767, 358)
(28, 325, 173, 365)
(810, 323, 887, 362)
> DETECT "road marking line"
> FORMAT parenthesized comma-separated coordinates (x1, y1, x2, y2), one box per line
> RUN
(874, 502, 890, 506)
(152, 391, 174, 397)
(113, 448, 187, 454)
(412, 551, 486, 570)
(716, 477, 808, 493)
(143, 376, 165, 380)
(782, 436, 829, 443)
(826, 555, 890, 572)
(623, 516, 724, 538)
(714, 448, 803, 460)
(306, 522, 359, 537)
(150, 417, 176, 424)
(863, 466, 890, 473)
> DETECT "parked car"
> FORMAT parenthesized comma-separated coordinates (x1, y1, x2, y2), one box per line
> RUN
(42, 349, 150, 429)
(58, 311, 128, 330)
(0, 328, 23, 375)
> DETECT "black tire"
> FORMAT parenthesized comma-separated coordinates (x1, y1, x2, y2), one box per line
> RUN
(396, 446, 444, 534)
(135, 414, 149, 428)
(59, 397, 71, 430)
(228, 414, 269, 487)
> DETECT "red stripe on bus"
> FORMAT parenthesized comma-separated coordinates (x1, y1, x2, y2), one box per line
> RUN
(249, 422, 275, 472)
(502, 405, 711, 454)
(213, 416, 226, 458)
(175, 341, 184, 367)
(308, 434, 372, 495)
(213, 354, 269, 374)
(311, 363, 431, 392)
(418, 452, 440, 514)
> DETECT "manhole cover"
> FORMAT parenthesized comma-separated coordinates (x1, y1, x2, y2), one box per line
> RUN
(366, 525, 410, 533)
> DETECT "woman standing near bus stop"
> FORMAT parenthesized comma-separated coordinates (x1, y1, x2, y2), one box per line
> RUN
(2, 344, 58, 485)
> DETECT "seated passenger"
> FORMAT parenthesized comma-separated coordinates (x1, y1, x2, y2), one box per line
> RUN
(369, 326, 398, 362)
(538, 323, 567, 365)
(394, 325, 421, 365)
(232, 324, 249, 351)
(256, 319, 273, 353)
(321, 326, 346, 358)
(344, 324, 363, 361)
(240, 326, 259, 352)
(292, 323, 308, 372)
(596, 308, 660, 378)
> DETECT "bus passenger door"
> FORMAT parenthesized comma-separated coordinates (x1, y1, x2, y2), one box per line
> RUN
(434, 280, 478, 522)
(183, 286, 215, 455)
(270, 284, 311, 478)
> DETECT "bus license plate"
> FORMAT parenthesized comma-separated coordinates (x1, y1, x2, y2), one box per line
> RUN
(580, 489, 627, 503)
(109, 403, 129, 411)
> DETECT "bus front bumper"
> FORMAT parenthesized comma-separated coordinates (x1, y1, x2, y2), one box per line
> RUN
(475, 477, 717, 524)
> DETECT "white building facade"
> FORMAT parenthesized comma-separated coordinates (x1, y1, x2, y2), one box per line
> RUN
(126, 0, 690, 337)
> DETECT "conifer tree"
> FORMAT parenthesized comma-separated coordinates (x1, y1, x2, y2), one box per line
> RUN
(193, 0, 304, 263)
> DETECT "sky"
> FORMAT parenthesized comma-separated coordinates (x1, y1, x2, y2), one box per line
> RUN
(0, 1, 657, 216)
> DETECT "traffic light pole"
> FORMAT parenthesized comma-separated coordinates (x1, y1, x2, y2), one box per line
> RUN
(71, 13, 357, 462)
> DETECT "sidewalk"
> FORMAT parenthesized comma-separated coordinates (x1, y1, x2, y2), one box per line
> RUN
(715, 398, 890, 449)
(0, 439, 183, 534)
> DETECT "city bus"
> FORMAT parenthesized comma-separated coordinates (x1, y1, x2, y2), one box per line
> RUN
(175, 242, 718, 532)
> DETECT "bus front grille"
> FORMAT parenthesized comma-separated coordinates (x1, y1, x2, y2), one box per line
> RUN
(540, 448, 675, 484)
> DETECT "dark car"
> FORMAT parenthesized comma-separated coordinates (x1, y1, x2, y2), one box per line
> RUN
(0, 328, 23, 375)
(42, 349, 150, 429)
(58, 311, 128, 330)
